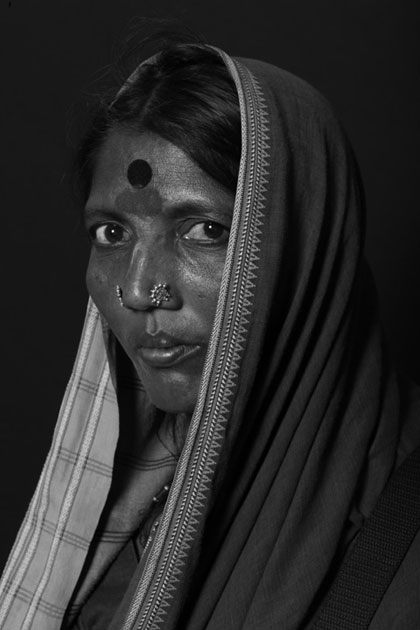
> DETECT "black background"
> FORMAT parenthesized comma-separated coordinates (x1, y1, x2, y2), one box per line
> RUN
(1, 0, 419, 570)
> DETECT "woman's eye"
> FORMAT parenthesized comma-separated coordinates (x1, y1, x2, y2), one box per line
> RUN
(182, 221, 229, 244)
(89, 223, 128, 246)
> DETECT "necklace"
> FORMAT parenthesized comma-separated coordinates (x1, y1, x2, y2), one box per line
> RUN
(134, 482, 172, 559)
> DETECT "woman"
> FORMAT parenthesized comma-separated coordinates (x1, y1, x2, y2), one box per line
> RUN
(1, 42, 419, 629)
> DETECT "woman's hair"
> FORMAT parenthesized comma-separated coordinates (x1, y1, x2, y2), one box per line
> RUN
(77, 43, 241, 200)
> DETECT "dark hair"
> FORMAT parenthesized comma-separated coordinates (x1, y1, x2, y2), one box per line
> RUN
(77, 43, 241, 200)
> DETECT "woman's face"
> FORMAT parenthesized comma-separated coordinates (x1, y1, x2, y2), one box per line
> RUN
(85, 130, 235, 414)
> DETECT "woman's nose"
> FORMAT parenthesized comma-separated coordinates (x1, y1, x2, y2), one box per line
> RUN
(119, 243, 180, 311)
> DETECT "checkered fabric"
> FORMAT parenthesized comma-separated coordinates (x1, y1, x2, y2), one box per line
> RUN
(0, 300, 179, 629)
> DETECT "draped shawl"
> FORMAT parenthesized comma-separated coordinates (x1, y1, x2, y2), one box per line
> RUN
(1, 49, 420, 630)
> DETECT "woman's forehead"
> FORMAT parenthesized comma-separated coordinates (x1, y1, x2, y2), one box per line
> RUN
(91, 130, 200, 186)
(86, 129, 234, 217)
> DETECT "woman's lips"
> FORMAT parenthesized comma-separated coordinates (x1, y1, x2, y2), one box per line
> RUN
(137, 344, 202, 368)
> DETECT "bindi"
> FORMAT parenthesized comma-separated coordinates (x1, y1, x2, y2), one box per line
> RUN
(126, 159, 153, 188)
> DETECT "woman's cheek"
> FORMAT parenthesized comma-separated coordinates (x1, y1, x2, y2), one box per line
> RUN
(183, 251, 226, 303)
(86, 259, 113, 311)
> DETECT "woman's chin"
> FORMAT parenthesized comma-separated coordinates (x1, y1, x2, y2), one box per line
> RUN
(149, 394, 196, 415)
(139, 374, 199, 416)
(133, 357, 203, 416)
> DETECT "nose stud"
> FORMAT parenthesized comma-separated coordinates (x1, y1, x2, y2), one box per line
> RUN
(116, 283, 172, 308)
(149, 283, 172, 307)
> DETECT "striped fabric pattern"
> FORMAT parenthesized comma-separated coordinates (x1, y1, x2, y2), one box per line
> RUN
(0, 300, 117, 629)
(0, 301, 180, 629)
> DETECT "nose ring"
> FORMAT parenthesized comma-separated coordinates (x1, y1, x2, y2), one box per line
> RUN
(116, 283, 172, 308)
(149, 283, 172, 307)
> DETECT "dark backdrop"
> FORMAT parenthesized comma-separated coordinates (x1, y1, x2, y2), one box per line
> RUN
(1, 0, 419, 570)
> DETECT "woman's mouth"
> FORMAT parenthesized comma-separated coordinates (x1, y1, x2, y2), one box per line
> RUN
(137, 344, 202, 368)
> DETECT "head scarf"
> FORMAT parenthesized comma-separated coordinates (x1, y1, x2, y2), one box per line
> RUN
(1, 48, 419, 630)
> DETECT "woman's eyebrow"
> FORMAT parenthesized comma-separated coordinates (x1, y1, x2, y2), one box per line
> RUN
(164, 199, 233, 223)
(83, 206, 122, 222)
(83, 198, 234, 224)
